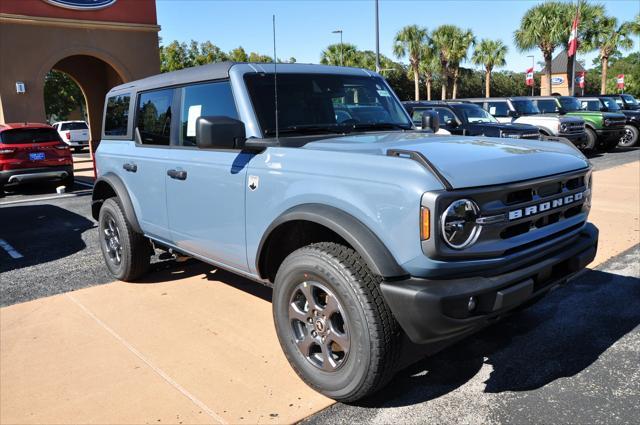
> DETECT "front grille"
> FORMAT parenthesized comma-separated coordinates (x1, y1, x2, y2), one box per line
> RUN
(424, 168, 591, 260)
(561, 122, 585, 134)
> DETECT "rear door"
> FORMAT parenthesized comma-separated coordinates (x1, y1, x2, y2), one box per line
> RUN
(119, 89, 174, 241)
(165, 80, 250, 272)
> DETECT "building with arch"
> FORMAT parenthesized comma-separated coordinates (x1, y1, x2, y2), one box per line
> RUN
(0, 0, 160, 151)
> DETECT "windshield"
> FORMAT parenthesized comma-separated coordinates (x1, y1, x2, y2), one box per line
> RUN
(601, 97, 621, 111)
(558, 97, 582, 112)
(244, 73, 412, 137)
(621, 94, 638, 106)
(510, 100, 540, 115)
(536, 99, 560, 113)
(454, 104, 498, 123)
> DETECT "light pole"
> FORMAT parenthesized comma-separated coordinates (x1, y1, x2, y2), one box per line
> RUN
(332, 29, 343, 66)
(527, 55, 535, 96)
(375, 0, 380, 72)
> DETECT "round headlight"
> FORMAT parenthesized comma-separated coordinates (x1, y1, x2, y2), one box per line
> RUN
(560, 123, 568, 132)
(441, 199, 481, 249)
(604, 119, 611, 126)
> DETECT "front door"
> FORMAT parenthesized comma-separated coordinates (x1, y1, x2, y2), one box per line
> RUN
(165, 80, 250, 272)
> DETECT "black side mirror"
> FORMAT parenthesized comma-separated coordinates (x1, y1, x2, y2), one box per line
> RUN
(421, 111, 440, 133)
(196, 116, 246, 149)
(508, 110, 520, 118)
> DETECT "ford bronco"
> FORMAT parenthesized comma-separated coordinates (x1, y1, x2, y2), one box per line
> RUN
(578, 96, 639, 147)
(92, 63, 599, 401)
(461, 97, 587, 149)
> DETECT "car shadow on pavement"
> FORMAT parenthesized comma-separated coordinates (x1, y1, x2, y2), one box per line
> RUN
(137, 258, 273, 302)
(0, 204, 95, 273)
(354, 266, 640, 408)
(1, 181, 87, 198)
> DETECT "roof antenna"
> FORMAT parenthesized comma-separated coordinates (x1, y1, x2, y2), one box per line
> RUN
(273, 14, 279, 142)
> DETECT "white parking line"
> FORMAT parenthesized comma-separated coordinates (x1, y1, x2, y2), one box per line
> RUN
(0, 190, 92, 206)
(0, 239, 23, 259)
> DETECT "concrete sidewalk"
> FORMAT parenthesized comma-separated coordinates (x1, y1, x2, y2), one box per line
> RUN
(1, 160, 638, 425)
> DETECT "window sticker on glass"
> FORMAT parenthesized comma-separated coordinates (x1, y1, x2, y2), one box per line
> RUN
(377, 90, 391, 97)
(186, 104, 202, 137)
(489, 107, 497, 115)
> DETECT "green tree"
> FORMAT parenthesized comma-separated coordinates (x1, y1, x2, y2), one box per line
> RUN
(393, 25, 428, 101)
(44, 70, 86, 122)
(248, 52, 273, 63)
(448, 27, 475, 99)
(418, 43, 439, 100)
(160, 40, 191, 72)
(320, 43, 359, 67)
(472, 39, 508, 98)
(228, 46, 248, 62)
(431, 25, 461, 99)
(514, 2, 566, 95)
(583, 16, 635, 94)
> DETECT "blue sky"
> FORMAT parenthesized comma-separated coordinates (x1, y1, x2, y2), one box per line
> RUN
(157, 0, 639, 72)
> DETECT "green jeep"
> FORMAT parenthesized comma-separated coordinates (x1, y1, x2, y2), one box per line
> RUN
(531, 96, 626, 151)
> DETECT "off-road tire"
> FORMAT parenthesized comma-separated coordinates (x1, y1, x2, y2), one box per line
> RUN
(619, 125, 639, 147)
(583, 127, 597, 152)
(98, 197, 150, 281)
(273, 242, 401, 402)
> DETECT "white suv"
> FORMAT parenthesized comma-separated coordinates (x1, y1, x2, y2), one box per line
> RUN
(52, 121, 89, 152)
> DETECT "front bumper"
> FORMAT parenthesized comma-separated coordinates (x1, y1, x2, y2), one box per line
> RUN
(595, 128, 625, 141)
(380, 223, 598, 344)
(0, 165, 73, 185)
(559, 132, 587, 146)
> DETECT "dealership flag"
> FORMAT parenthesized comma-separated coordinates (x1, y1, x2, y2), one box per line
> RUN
(568, 10, 580, 57)
(617, 74, 625, 89)
(525, 67, 534, 86)
(577, 71, 585, 89)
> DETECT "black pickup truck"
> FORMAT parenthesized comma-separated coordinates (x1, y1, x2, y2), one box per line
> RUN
(580, 95, 640, 147)
(403, 101, 541, 140)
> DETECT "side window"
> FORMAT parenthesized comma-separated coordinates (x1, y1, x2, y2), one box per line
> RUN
(614, 98, 623, 107)
(179, 81, 238, 146)
(410, 108, 430, 125)
(136, 89, 173, 145)
(487, 101, 509, 117)
(434, 107, 457, 125)
(105, 94, 130, 136)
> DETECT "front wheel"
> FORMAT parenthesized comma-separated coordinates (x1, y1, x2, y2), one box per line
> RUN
(98, 198, 151, 281)
(273, 242, 401, 402)
(619, 125, 639, 147)
(583, 127, 597, 152)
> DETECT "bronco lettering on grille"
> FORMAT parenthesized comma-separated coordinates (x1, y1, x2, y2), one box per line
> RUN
(508, 192, 585, 220)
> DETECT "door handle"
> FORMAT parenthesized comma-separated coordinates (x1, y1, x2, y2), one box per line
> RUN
(123, 163, 137, 172)
(167, 169, 187, 180)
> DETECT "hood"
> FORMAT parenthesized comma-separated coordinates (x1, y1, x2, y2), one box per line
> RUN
(303, 132, 589, 189)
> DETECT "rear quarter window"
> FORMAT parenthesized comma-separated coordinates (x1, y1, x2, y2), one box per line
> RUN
(0, 128, 62, 144)
(104, 94, 130, 136)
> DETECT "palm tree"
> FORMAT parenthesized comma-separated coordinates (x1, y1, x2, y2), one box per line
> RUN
(431, 25, 458, 99)
(418, 43, 439, 101)
(514, 2, 566, 96)
(582, 16, 634, 94)
(449, 28, 475, 99)
(393, 25, 428, 101)
(320, 43, 359, 67)
(472, 39, 508, 98)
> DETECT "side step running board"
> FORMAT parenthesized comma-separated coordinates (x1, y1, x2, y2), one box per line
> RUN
(387, 149, 453, 190)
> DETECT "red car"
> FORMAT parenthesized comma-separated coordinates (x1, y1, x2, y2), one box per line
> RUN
(0, 123, 74, 195)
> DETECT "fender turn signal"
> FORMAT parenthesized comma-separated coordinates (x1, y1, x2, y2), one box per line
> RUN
(421, 207, 431, 241)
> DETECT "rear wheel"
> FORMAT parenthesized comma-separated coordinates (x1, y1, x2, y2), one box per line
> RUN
(98, 197, 150, 281)
(61, 172, 74, 190)
(619, 125, 639, 147)
(273, 242, 401, 402)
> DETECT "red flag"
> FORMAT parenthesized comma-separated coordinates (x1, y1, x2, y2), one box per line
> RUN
(617, 74, 625, 89)
(577, 71, 585, 89)
(525, 67, 534, 86)
(568, 11, 580, 57)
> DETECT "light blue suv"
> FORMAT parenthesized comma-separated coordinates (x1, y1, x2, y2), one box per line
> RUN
(92, 62, 598, 401)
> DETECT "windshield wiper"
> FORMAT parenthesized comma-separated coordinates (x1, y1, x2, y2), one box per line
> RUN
(346, 122, 412, 132)
(263, 125, 346, 136)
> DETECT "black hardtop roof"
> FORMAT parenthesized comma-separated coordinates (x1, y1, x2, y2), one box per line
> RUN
(107, 62, 379, 95)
